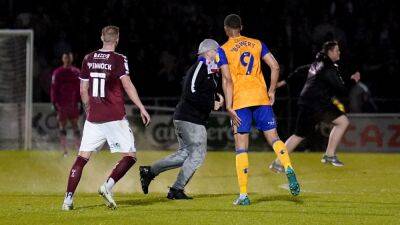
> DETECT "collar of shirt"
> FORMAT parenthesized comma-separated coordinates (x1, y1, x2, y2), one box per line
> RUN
(198, 56, 219, 74)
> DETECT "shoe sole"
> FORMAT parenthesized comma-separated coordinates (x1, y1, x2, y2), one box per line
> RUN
(321, 159, 344, 167)
(98, 188, 117, 210)
(286, 169, 300, 196)
(167, 193, 192, 200)
(61, 204, 73, 211)
(233, 200, 250, 206)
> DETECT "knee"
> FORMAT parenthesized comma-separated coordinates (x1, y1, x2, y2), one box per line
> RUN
(191, 157, 204, 169)
(191, 151, 207, 168)
(339, 116, 350, 129)
(264, 130, 279, 145)
(78, 151, 91, 160)
(122, 152, 136, 158)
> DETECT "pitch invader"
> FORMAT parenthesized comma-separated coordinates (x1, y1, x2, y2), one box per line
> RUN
(218, 14, 300, 205)
(62, 26, 151, 210)
(51, 52, 81, 156)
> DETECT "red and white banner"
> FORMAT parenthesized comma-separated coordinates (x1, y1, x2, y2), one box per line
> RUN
(340, 114, 400, 152)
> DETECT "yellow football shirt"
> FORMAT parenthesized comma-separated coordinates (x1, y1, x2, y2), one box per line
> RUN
(217, 35, 271, 110)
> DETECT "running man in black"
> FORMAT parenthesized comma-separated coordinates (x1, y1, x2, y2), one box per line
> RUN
(270, 41, 360, 172)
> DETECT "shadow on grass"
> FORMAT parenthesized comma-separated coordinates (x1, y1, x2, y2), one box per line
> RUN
(117, 193, 235, 206)
(192, 193, 236, 199)
(75, 204, 105, 210)
(251, 194, 305, 205)
(118, 196, 170, 206)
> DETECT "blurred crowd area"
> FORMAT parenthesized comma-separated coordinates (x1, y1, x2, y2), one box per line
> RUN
(0, 0, 399, 112)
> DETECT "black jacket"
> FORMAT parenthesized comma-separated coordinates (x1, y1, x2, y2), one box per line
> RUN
(298, 53, 347, 108)
(173, 58, 220, 125)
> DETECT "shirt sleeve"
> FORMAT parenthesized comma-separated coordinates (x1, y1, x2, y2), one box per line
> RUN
(79, 56, 89, 81)
(115, 55, 129, 78)
(261, 42, 270, 58)
(216, 47, 228, 67)
(286, 64, 311, 84)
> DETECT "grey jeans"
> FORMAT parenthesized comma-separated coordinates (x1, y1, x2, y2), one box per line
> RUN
(150, 120, 207, 190)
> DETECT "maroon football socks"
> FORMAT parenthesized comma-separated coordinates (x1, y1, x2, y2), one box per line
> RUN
(66, 156, 89, 196)
(109, 156, 136, 184)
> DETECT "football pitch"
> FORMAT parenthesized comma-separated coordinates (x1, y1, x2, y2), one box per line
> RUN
(0, 150, 399, 225)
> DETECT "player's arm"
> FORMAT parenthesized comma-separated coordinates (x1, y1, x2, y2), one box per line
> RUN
(217, 48, 241, 126)
(278, 64, 311, 88)
(80, 80, 89, 113)
(262, 52, 280, 105)
(50, 71, 58, 110)
(79, 56, 90, 114)
(120, 75, 151, 126)
(260, 42, 280, 104)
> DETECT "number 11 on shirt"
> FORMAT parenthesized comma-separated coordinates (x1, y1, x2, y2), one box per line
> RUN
(90, 72, 106, 97)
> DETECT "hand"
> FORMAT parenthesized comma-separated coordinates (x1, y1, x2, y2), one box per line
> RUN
(268, 90, 276, 105)
(276, 80, 287, 88)
(82, 102, 89, 114)
(140, 108, 151, 127)
(227, 108, 241, 127)
(52, 103, 58, 112)
(351, 71, 361, 83)
(214, 93, 224, 110)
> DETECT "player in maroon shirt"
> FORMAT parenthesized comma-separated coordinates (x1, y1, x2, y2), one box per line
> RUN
(62, 26, 151, 211)
(51, 52, 81, 156)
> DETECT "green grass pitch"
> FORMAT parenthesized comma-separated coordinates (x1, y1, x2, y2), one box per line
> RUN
(0, 150, 399, 225)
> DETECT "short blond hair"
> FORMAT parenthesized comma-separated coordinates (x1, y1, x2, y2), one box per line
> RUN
(101, 25, 119, 43)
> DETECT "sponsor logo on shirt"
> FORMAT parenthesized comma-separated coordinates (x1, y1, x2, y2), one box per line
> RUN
(110, 143, 121, 150)
(94, 53, 110, 59)
(87, 62, 112, 70)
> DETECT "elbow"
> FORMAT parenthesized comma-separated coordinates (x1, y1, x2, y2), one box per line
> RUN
(271, 63, 280, 73)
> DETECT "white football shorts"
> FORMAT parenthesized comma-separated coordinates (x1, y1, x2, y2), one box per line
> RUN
(79, 118, 136, 153)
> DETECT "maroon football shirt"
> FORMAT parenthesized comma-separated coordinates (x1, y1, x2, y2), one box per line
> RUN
(80, 50, 129, 122)
(51, 66, 80, 106)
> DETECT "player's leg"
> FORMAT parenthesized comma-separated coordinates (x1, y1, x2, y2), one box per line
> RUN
(58, 116, 68, 156)
(99, 119, 137, 209)
(270, 135, 304, 173)
(139, 120, 190, 194)
(168, 122, 207, 200)
(256, 105, 293, 170)
(264, 129, 293, 170)
(232, 108, 251, 205)
(256, 105, 300, 196)
(70, 118, 81, 150)
(99, 151, 136, 209)
(62, 121, 105, 210)
(269, 106, 310, 173)
(62, 151, 92, 211)
(322, 114, 349, 166)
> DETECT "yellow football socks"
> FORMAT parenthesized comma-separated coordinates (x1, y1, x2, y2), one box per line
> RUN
(272, 140, 292, 170)
(235, 149, 249, 195)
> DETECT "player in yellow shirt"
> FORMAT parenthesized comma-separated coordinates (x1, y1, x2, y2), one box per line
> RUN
(217, 14, 300, 205)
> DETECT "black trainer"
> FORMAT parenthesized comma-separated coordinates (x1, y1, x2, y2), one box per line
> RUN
(139, 166, 155, 194)
(167, 187, 193, 200)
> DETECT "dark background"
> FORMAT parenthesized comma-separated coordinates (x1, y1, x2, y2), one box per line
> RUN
(0, 0, 399, 112)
